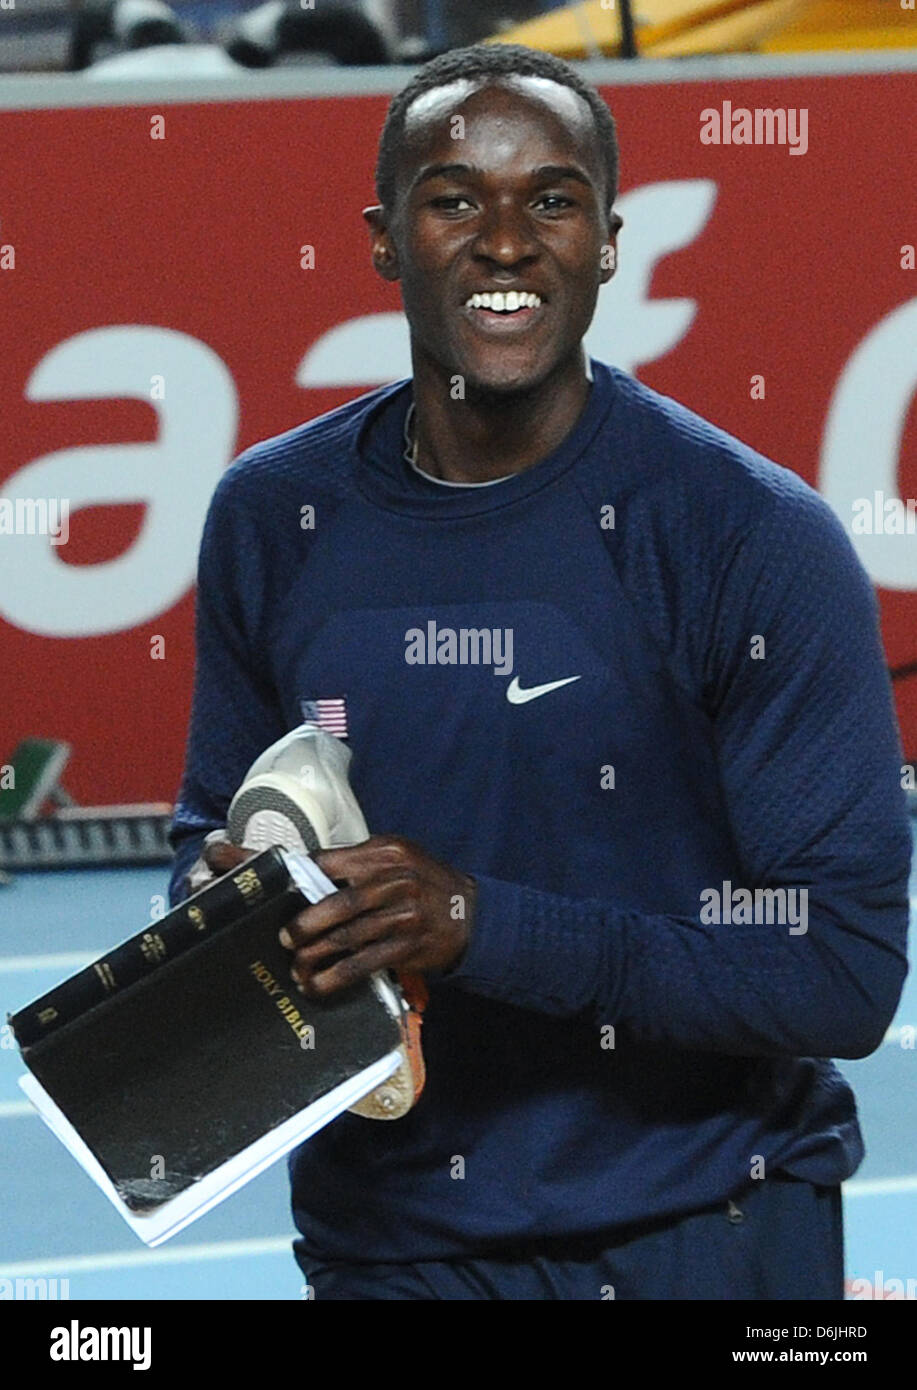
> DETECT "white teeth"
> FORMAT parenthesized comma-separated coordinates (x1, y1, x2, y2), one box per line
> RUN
(464, 291, 542, 312)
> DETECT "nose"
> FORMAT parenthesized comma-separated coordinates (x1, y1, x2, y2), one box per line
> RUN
(471, 198, 539, 271)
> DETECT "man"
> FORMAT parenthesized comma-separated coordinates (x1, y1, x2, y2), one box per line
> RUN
(169, 43, 911, 1300)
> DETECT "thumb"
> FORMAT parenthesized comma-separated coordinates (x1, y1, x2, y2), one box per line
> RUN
(203, 831, 250, 874)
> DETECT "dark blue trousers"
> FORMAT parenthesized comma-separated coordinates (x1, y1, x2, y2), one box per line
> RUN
(295, 1175, 844, 1300)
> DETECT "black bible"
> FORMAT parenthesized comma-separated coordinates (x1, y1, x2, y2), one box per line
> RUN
(10, 849, 405, 1245)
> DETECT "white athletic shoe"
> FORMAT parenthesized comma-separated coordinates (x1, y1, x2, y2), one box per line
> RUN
(227, 722, 368, 854)
(226, 722, 425, 1120)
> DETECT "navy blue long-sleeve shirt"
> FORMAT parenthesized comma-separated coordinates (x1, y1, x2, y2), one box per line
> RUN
(169, 360, 911, 1261)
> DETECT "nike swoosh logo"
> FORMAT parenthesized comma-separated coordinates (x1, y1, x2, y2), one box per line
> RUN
(506, 675, 582, 704)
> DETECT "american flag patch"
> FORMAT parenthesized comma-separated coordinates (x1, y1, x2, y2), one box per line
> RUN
(300, 697, 349, 738)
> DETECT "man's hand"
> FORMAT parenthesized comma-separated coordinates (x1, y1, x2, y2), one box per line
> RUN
(280, 835, 477, 996)
(183, 830, 251, 896)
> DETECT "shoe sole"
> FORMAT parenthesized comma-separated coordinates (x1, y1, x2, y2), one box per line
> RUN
(226, 774, 331, 853)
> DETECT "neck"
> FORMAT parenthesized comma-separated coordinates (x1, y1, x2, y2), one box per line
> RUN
(409, 350, 592, 484)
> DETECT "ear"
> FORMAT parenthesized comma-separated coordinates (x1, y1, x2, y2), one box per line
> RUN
(599, 209, 623, 285)
(363, 205, 401, 283)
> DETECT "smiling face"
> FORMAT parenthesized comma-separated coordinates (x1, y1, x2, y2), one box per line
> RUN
(366, 76, 617, 397)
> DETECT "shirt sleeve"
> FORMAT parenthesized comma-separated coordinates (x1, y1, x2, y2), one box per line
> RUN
(168, 467, 288, 906)
(441, 485, 912, 1060)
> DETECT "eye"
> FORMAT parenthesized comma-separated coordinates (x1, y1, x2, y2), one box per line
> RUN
(534, 194, 575, 212)
(430, 195, 475, 212)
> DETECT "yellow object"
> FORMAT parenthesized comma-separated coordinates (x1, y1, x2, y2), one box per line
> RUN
(486, 0, 917, 58)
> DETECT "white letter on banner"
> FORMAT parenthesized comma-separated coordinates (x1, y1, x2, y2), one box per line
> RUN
(584, 180, 718, 376)
(819, 298, 917, 590)
(0, 326, 236, 636)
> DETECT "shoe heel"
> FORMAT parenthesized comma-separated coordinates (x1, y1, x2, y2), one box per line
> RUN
(227, 774, 332, 853)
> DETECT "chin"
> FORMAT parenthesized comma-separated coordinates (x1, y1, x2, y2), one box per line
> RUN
(466, 372, 536, 398)
(461, 357, 553, 400)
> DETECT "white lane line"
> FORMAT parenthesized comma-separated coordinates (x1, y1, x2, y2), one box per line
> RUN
(844, 1174, 917, 1198)
(0, 953, 97, 973)
(0, 1237, 293, 1278)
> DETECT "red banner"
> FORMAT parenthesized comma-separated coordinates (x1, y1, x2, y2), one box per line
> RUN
(1, 69, 915, 803)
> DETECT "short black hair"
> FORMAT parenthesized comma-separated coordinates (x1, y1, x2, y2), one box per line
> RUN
(375, 43, 619, 215)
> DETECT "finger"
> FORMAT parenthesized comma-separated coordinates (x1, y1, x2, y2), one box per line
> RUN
(201, 829, 230, 863)
(291, 903, 414, 973)
(281, 885, 364, 946)
(282, 870, 412, 946)
(302, 935, 416, 996)
(205, 840, 251, 873)
(312, 836, 415, 885)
